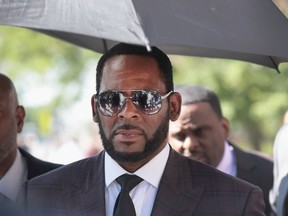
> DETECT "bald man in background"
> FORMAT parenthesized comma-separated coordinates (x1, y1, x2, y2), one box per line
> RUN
(0, 73, 62, 202)
(168, 85, 273, 215)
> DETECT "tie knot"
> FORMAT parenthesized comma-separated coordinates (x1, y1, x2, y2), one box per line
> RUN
(116, 174, 143, 192)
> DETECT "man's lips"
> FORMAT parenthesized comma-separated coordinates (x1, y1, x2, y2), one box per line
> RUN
(115, 129, 142, 136)
(113, 129, 143, 142)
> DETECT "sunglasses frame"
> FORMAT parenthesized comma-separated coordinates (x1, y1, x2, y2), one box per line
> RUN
(95, 89, 173, 116)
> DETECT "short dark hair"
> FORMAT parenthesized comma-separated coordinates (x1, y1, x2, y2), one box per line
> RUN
(96, 43, 174, 95)
(175, 85, 223, 118)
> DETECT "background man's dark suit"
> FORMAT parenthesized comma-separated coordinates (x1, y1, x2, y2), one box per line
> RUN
(20, 148, 265, 216)
(232, 143, 274, 214)
(0, 148, 62, 216)
(19, 148, 62, 180)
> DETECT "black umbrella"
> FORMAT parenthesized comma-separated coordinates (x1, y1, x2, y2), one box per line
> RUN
(1, 0, 288, 70)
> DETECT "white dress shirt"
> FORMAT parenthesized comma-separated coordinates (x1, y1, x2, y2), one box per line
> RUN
(105, 144, 170, 216)
(269, 124, 288, 213)
(0, 149, 27, 201)
(216, 141, 237, 177)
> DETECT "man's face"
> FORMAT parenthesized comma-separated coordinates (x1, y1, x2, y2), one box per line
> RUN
(0, 89, 20, 162)
(168, 102, 229, 167)
(92, 55, 180, 168)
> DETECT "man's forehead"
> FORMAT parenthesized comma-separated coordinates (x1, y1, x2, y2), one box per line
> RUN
(171, 115, 197, 130)
(100, 55, 165, 92)
(103, 54, 156, 68)
(177, 104, 213, 127)
(179, 105, 202, 120)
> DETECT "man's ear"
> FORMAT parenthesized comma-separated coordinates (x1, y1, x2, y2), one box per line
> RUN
(91, 94, 99, 123)
(221, 117, 230, 139)
(169, 92, 182, 121)
(16, 105, 25, 133)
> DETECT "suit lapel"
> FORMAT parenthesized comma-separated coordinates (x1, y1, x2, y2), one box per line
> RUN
(64, 152, 106, 216)
(151, 148, 204, 216)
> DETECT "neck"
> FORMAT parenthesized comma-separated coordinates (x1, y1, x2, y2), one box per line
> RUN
(0, 149, 17, 178)
(117, 144, 166, 173)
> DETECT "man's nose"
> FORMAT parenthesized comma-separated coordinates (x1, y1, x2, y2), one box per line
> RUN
(118, 99, 140, 119)
(182, 135, 199, 151)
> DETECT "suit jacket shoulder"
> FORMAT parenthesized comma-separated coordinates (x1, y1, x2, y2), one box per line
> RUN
(233, 143, 273, 182)
(19, 148, 63, 180)
(19, 151, 106, 216)
(152, 148, 265, 215)
(232, 143, 273, 214)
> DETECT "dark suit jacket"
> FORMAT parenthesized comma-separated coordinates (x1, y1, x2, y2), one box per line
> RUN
(232, 143, 273, 215)
(19, 148, 62, 180)
(20, 148, 265, 216)
(276, 174, 288, 216)
(1, 149, 62, 216)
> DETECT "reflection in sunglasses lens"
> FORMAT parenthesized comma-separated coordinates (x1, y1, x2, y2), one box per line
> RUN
(97, 90, 171, 116)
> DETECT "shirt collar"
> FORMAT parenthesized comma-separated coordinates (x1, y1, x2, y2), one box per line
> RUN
(105, 144, 170, 189)
(216, 141, 236, 176)
(0, 149, 27, 201)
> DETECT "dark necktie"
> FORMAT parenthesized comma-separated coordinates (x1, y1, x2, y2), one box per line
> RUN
(113, 174, 143, 216)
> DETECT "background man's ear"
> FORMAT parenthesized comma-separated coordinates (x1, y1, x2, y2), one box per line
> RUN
(91, 95, 99, 123)
(16, 105, 25, 133)
(169, 92, 182, 121)
(221, 117, 230, 139)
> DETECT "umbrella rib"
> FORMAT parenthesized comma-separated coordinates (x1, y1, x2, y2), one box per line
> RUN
(103, 40, 108, 53)
(269, 56, 280, 73)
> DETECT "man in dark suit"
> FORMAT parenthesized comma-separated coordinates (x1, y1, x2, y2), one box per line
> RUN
(0, 73, 62, 202)
(19, 43, 265, 215)
(168, 85, 273, 215)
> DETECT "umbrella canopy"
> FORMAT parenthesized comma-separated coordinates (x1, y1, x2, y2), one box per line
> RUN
(1, 0, 288, 70)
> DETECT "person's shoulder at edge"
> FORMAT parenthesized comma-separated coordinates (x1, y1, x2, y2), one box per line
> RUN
(19, 148, 62, 167)
(231, 142, 272, 161)
(275, 123, 288, 140)
(23, 151, 103, 185)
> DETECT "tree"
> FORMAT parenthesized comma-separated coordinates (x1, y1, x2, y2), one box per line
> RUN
(0, 26, 99, 137)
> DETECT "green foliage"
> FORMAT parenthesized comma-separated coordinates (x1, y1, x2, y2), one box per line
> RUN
(0, 26, 99, 137)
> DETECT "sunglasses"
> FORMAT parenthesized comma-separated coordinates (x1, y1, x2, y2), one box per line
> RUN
(95, 89, 173, 116)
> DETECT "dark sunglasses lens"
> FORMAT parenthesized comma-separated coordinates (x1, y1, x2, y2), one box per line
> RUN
(98, 92, 122, 116)
(133, 90, 162, 114)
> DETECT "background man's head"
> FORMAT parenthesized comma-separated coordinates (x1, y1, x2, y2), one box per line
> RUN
(168, 85, 229, 167)
(0, 73, 25, 176)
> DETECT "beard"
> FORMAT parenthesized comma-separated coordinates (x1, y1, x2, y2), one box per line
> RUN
(97, 112, 170, 163)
